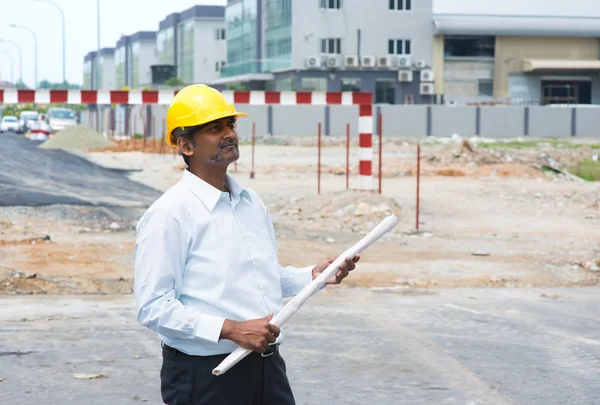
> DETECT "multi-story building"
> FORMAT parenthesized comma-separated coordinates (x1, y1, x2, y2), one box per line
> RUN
(114, 31, 157, 89)
(431, 5, 600, 104)
(83, 51, 96, 90)
(156, 5, 226, 85)
(214, 0, 435, 104)
(96, 48, 116, 90)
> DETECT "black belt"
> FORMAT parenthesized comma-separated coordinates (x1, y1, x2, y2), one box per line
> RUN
(162, 342, 279, 358)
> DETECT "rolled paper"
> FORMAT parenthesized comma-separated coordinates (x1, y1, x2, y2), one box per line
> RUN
(212, 214, 399, 376)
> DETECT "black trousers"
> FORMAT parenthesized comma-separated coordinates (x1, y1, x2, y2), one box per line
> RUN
(160, 345, 296, 405)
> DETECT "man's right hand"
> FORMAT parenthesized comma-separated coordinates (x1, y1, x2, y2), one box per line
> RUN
(220, 313, 280, 353)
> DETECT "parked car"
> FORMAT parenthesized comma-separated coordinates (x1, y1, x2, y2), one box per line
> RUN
(1, 115, 20, 133)
(47, 107, 76, 132)
(19, 111, 39, 133)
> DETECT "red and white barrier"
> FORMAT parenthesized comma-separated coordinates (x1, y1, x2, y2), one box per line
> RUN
(0, 89, 374, 190)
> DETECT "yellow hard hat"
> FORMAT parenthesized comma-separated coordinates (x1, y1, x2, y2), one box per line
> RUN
(165, 84, 248, 146)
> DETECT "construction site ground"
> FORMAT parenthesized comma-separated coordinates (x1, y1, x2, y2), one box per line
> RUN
(1, 131, 599, 404)
(1, 132, 598, 294)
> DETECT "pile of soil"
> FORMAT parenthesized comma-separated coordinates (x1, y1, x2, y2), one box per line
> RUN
(39, 125, 116, 151)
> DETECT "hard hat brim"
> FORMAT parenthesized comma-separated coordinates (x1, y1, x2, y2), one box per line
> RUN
(166, 110, 248, 147)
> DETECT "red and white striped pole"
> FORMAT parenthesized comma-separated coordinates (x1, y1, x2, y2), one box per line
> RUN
(358, 104, 373, 190)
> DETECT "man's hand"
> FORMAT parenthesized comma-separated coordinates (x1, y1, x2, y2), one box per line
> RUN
(312, 254, 360, 285)
(219, 313, 280, 353)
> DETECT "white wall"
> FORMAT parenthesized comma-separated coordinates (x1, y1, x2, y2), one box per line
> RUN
(193, 18, 227, 83)
(100, 55, 115, 90)
(138, 41, 158, 87)
(291, 0, 434, 70)
(433, 0, 600, 17)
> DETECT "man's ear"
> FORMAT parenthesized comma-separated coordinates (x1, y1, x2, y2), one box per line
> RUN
(177, 137, 195, 158)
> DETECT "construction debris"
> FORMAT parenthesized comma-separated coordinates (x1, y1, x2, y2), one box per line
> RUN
(270, 190, 401, 233)
(72, 373, 108, 380)
(39, 125, 116, 151)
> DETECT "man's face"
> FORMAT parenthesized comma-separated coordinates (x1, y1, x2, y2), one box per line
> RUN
(185, 117, 240, 166)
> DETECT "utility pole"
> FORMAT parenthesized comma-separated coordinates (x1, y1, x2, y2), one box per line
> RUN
(34, 0, 66, 86)
(10, 24, 37, 88)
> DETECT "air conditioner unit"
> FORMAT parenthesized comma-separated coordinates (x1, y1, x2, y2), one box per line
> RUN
(420, 69, 434, 82)
(305, 55, 323, 69)
(398, 70, 413, 82)
(344, 54, 358, 68)
(376, 55, 392, 68)
(395, 55, 412, 69)
(414, 59, 427, 69)
(325, 55, 342, 68)
(420, 83, 434, 95)
(361, 55, 376, 68)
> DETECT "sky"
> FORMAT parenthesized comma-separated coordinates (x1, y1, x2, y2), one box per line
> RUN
(0, 0, 599, 87)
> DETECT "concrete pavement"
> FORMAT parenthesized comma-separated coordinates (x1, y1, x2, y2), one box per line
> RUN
(1, 287, 599, 404)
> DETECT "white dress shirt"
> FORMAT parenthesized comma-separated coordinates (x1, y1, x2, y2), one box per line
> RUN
(134, 169, 316, 356)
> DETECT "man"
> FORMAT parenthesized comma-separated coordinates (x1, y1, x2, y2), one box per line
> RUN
(134, 84, 360, 405)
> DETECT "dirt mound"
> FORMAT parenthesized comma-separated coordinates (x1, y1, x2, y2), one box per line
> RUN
(271, 190, 401, 233)
(39, 125, 116, 151)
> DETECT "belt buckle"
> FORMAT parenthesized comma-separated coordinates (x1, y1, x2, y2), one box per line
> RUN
(261, 344, 276, 358)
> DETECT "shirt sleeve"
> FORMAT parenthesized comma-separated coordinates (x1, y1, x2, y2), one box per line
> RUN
(263, 205, 321, 298)
(134, 208, 226, 343)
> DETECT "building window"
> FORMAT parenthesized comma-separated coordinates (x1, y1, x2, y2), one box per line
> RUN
(375, 79, 395, 104)
(276, 77, 294, 91)
(478, 80, 494, 96)
(444, 36, 495, 58)
(320, 38, 342, 54)
(215, 61, 227, 72)
(215, 28, 226, 40)
(320, 0, 341, 9)
(388, 39, 411, 55)
(341, 78, 360, 92)
(301, 77, 327, 91)
(389, 0, 411, 10)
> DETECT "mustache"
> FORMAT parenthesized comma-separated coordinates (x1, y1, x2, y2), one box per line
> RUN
(219, 139, 238, 149)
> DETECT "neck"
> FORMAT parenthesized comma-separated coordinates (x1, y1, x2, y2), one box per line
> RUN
(188, 163, 229, 192)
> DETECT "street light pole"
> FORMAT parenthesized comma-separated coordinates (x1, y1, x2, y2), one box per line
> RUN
(0, 39, 22, 83)
(34, 0, 66, 86)
(10, 24, 38, 88)
(97, 0, 101, 90)
(0, 50, 15, 84)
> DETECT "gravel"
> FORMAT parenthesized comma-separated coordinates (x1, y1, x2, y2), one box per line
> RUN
(39, 125, 116, 151)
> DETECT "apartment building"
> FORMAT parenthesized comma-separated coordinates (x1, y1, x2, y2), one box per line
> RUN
(214, 0, 435, 104)
(156, 5, 226, 85)
(82, 48, 116, 90)
(83, 51, 96, 90)
(114, 31, 157, 89)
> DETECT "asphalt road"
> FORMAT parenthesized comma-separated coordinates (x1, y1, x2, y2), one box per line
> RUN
(1, 287, 598, 404)
(0, 132, 161, 207)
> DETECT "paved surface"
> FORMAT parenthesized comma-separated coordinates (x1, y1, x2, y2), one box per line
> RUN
(0, 132, 160, 207)
(1, 287, 599, 404)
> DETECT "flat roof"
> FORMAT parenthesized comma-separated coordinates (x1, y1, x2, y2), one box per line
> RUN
(159, 12, 180, 30)
(116, 31, 156, 49)
(84, 51, 96, 62)
(433, 14, 600, 37)
(98, 47, 115, 56)
(180, 5, 225, 22)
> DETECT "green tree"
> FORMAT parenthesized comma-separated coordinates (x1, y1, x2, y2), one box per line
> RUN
(14, 79, 28, 89)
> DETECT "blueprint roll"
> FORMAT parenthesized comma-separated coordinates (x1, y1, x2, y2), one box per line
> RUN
(212, 214, 399, 376)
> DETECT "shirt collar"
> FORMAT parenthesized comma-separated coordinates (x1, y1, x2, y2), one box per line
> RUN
(181, 169, 252, 212)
